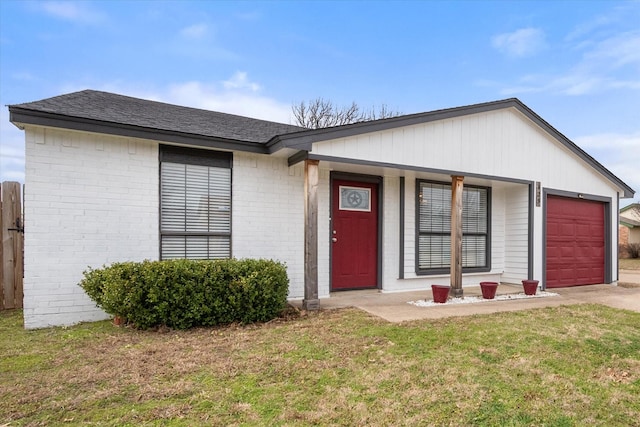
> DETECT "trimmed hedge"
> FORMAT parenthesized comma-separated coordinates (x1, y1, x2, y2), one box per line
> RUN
(79, 258, 289, 329)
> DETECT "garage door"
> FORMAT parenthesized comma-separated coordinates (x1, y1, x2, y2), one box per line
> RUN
(546, 195, 605, 288)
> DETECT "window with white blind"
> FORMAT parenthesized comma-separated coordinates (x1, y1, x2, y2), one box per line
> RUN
(160, 146, 232, 260)
(416, 180, 490, 274)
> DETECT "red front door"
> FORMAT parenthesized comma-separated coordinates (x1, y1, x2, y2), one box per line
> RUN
(331, 179, 378, 290)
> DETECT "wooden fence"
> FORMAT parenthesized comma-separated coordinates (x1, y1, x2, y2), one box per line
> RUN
(1, 181, 24, 310)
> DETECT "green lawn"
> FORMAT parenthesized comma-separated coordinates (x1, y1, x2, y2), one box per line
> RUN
(1, 305, 639, 426)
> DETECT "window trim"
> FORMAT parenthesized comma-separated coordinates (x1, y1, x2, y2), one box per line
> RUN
(159, 145, 233, 260)
(415, 179, 491, 275)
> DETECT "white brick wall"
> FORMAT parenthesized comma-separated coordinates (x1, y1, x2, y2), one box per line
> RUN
(231, 153, 308, 298)
(23, 127, 159, 328)
(23, 139, 317, 329)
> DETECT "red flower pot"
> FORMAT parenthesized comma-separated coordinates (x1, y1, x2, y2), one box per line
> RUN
(431, 285, 450, 303)
(479, 281, 499, 299)
(522, 280, 539, 295)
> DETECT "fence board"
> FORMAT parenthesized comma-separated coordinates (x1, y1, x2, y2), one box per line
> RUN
(1, 181, 24, 310)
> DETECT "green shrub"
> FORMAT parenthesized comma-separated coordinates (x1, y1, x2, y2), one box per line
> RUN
(79, 259, 289, 329)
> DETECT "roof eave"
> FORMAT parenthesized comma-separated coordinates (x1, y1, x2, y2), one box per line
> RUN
(9, 106, 269, 154)
(269, 98, 635, 198)
(511, 101, 635, 199)
(268, 99, 524, 152)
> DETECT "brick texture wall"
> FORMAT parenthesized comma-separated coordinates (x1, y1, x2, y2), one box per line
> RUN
(231, 153, 307, 298)
(23, 127, 159, 328)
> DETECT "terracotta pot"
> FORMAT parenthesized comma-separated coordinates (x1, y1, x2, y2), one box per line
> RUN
(431, 284, 451, 303)
(479, 281, 499, 299)
(522, 280, 539, 296)
(113, 315, 125, 326)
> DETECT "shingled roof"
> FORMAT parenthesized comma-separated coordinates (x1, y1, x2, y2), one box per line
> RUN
(8, 89, 635, 198)
(9, 89, 303, 145)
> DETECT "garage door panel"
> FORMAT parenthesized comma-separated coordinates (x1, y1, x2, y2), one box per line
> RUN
(576, 224, 590, 235)
(560, 223, 575, 236)
(546, 196, 605, 288)
(561, 246, 575, 258)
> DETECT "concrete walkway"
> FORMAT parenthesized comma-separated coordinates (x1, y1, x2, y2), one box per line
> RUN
(619, 269, 640, 286)
(291, 271, 640, 322)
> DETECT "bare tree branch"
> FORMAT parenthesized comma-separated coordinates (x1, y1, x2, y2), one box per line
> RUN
(292, 98, 402, 129)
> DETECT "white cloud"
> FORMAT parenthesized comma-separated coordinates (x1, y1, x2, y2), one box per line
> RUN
(59, 72, 290, 122)
(180, 24, 209, 39)
(37, 1, 106, 24)
(0, 109, 26, 183)
(1, 73, 294, 183)
(166, 78, 290, 123)
(488, 5, 640, 97)
(584, 31, 640, 69)
(222, 71, 261, 92)
(564, 2, 633, 43)
(554, 31, 640, 95)
(491, 28, 546, 57)
(574, 132, 640, 197)
(165, 29, 237, 61)
(576, 131, 640, 150)
(493, 29, 640, 97)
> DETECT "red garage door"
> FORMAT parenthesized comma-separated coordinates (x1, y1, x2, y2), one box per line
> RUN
(546, 196, 605, 288)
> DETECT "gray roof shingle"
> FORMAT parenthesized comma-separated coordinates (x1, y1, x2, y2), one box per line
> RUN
(10, 89, 303, 144)
(7, 89, 635, 198)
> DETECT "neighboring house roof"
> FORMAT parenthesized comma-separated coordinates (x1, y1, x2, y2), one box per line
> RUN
(9, 90, 303, 153)
(620, 203, 640, 228)
(9, 89, 635, 198)
(621, 217, 640, 228)
(620, 203, 640, 217)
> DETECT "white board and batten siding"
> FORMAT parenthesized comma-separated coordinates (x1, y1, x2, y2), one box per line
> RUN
(310, 107, 622, 289)
(311, 108, 620, 196)
(502, 186, 530, 283)
(377, 177, 521, 293)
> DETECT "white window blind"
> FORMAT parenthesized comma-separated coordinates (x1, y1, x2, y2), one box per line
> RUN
(417, 181, 489, 272)
(160, 161, 231, 259)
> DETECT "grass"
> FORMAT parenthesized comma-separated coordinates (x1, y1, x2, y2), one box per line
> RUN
(620, 258, 640, 270)
(2, 305, 640, 426)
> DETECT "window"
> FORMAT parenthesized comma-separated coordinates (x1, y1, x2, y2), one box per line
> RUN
(416, 180, 490, 274)
(339, 186, 371, 211)
(160, 146, 232, 259)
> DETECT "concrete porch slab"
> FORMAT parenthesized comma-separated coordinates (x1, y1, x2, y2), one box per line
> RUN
(290, 280, 640, 323)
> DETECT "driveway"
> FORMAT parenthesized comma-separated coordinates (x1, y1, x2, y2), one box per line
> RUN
(619, 269, 640, 286)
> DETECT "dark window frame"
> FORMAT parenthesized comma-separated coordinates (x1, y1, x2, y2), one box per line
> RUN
(159, 145, 232, 260)
(415, 179, 491, 275)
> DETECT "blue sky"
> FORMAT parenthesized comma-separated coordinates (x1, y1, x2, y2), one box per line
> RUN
(1, 0, 638, 205)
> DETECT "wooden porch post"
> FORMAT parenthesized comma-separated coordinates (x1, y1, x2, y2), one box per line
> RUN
(450, 175, 464, 298)
(303, 159, 320, 310)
